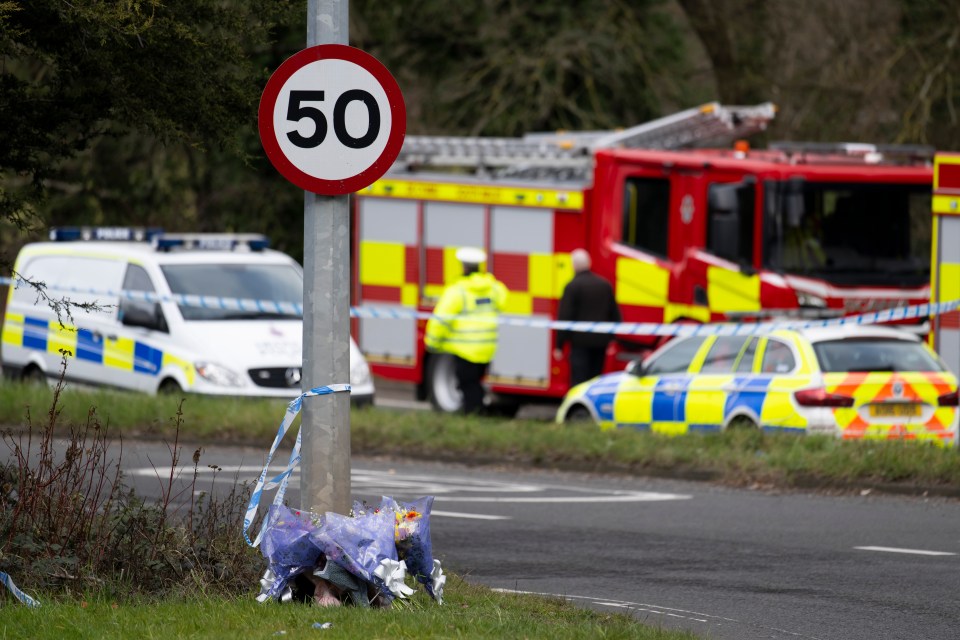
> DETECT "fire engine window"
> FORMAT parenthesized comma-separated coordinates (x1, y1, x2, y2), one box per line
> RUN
(763, 180, 931, 287)
(706, 180, 755, 265)
(622, 177, 669, 257)
(700, 336, 749, 373)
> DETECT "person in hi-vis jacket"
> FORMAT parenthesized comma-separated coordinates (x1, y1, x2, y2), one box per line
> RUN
(424, 247, 509, 414)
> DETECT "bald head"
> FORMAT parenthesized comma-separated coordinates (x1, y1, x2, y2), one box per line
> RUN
(571, 248, 591, 273)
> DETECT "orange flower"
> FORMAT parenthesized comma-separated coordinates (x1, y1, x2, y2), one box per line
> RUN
(405, 510, 420, 521)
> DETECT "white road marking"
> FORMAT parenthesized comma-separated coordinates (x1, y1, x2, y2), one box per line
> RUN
(495, 590, 826, 638)
(854, 546, 957, 556)
(440, 492, 690, 503)
(127, 466, 691, 504)
(493, 589, 716, 624)
(432, 510, 510, 520)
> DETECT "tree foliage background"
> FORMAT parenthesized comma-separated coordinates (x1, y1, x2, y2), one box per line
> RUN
(1, 0, 958, 266)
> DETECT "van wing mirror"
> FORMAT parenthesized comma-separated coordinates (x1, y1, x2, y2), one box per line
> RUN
(120, 300, 165, 331)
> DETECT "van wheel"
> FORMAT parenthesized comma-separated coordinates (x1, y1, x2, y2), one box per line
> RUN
(426, 354, 462, 413)
(158, 379, 183, 395)
(22, 366, 47, 385)
(564, 405, 593, 424)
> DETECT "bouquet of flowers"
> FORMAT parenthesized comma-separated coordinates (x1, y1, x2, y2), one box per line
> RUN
(354, 496, 444, 603)
(256, 495, 445, 607)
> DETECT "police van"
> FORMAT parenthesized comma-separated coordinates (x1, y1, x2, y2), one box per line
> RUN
(0, 227, 375, 404)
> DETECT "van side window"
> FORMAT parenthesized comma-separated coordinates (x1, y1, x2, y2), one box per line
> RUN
(622, 177, 669, 257)
(120, 264, 168, 332)
(123, 264, 155, 293)
(12, 255, 121, 321)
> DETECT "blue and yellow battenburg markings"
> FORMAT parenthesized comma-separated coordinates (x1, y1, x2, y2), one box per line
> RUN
(578, 372, 805, 434)
(2, 313, 193, 382)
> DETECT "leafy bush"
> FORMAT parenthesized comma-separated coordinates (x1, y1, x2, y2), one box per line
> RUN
(0, 357, 262, 599)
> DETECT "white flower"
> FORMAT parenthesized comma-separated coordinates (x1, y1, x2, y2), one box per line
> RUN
(430, 559, 446, 604)
(373, 558, 415, 599)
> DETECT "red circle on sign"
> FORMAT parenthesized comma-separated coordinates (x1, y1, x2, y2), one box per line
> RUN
(258, 44, 406, 196)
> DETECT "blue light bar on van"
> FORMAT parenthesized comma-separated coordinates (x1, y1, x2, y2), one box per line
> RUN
(49, 227, 164, 242)
(153, 233, 270, 252)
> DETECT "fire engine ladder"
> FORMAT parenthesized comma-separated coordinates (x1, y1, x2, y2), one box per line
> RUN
(394, 101, 777, 172)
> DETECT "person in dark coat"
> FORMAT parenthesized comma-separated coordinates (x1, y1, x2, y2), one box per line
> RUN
(553, 248, 622, 387)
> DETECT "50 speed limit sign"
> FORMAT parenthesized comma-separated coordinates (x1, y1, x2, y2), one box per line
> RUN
(258, 45, 406, 196)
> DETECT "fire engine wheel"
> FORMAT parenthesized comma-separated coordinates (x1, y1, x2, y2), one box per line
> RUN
(426, 354, 463, 413)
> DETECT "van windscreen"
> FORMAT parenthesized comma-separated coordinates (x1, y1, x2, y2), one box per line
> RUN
(160, 264, 303, 320)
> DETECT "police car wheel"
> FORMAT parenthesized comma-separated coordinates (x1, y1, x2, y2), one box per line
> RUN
(726, 415, 758, 431)
(564, 405, 592, 424)
(426, 354, 462, 413)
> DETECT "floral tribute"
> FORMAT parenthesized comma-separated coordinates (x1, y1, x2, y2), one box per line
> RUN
(255, 495, 445, 607)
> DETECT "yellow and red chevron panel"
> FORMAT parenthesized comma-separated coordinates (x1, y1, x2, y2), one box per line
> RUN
(825, 371, 956, 445)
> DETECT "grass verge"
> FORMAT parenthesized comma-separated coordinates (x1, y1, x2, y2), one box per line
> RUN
(0, 578, 696, 640)
(1, 380, 959, 493)
(0, 373, 697, 640)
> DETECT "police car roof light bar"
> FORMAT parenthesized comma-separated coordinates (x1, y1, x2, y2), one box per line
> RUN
(49, 226, 165, 242)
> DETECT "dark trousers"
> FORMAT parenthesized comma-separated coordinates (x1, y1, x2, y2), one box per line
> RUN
(569, 346, 607, 387)
(455, 356, 489, 415)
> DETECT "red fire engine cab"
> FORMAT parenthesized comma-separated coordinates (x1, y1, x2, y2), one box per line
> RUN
(352, 103, 934, 414)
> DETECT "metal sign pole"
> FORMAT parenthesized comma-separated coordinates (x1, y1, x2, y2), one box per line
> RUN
(302, 0, 351, 515)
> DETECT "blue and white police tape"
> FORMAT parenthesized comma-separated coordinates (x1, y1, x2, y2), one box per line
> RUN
(354, 298, 960, 336)
(3, 275, 958, 337)
(0, 571, 40, 608)
(242, 383, 350, 548)
(0, 276, 303, 317)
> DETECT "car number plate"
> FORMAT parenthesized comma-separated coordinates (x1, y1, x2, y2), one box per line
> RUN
(868, 404, 921, 417)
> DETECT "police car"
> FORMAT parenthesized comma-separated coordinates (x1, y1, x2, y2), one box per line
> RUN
(0, 227, 375, 404)
(556, 324, 959, 446)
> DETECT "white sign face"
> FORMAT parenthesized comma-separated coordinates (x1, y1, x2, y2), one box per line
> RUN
(259, 45, 406, 195)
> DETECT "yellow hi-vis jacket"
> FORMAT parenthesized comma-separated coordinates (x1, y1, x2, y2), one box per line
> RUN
(424, 272, 509, 364)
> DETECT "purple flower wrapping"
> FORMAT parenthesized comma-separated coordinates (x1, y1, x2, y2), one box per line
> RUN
(257, 496, 438, 604)
(309, 509, 398, 600)
(259, 505, 325, 598)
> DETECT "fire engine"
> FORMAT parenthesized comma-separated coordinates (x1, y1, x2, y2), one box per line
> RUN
(352, 102, 935, 414)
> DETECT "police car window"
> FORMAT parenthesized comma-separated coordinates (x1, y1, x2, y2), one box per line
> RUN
(160, 264, 303, 321)
(735, 337, 759, 372)
(761, 340, 796, 373)
(646, 336, 706, 375)
(700, 336, 749, 373)
(813, 338, 945, 373)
